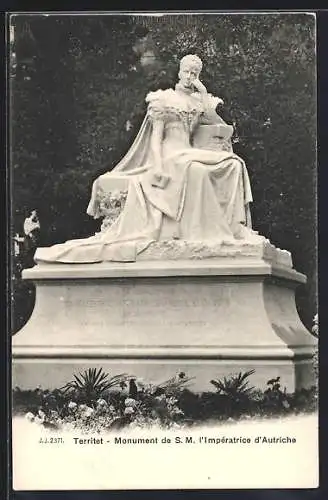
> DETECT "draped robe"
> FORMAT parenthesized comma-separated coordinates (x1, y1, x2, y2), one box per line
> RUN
(35, 88, 254, 263)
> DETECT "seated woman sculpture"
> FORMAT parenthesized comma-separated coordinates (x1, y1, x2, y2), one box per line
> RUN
(35, 54, 262, 264)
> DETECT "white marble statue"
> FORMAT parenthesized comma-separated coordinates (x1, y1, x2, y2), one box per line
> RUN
(35, 54, 263, 264)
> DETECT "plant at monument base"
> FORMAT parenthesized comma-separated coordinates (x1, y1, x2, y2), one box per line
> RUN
(149, 372, 195, 397)
(288, 386, 318, 414)
(107, 372, 192, 430)
(108, 393, 185, 431)
(261, 380, 318, 416)
(13, 373, 189, 433)
(13, 369, 319, 432)
(75, 371, 191, 430)
(210, 370, 256, 399)
(13, 386, 46, 415)
(261, 377, 291, 413)
(59, 368, 129, 403)
(22, 399, 123, 434)
(208, 370, 256, 416)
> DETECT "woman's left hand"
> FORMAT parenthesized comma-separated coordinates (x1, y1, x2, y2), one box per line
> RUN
(192, 78, 207, 95)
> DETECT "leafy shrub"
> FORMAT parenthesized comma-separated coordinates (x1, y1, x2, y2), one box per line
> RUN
(60, 368, 128, 403)
(260, 377, 291, 415)
(13, 369, 318, 432)
(115, 372, 193, 429)
(191, 369, 256, 419)
(211, 369, 255, 400)
(13, 371, 192, 432)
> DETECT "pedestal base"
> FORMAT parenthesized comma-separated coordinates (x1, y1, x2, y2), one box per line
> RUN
(12, 259, 316, 392)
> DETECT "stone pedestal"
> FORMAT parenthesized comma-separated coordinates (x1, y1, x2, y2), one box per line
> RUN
(12, 253, 316, 392)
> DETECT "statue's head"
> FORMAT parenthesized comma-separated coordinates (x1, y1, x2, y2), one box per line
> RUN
(178, 54, 203, 89)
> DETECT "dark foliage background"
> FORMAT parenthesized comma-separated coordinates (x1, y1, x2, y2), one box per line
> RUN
(10, 13, 317, 333)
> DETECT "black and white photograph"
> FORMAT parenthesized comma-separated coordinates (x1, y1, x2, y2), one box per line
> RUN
(9, 11, 318, 490)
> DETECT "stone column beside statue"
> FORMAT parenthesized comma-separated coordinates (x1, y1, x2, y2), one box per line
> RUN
(12, 55, 316, 392)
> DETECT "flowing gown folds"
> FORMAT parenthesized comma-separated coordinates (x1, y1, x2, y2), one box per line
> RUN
(35, 89, 253, 263)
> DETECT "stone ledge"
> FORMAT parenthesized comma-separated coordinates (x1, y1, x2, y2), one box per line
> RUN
(12, 344, 315, 360)
(23, 259, 306, 284)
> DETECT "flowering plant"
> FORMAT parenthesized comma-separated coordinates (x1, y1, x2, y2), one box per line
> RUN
(14, 369, 318, 433)
(97, 189, 128, 230)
